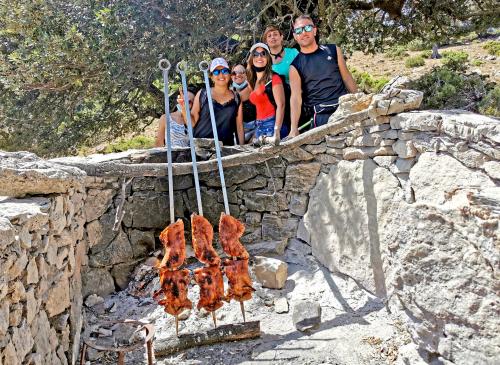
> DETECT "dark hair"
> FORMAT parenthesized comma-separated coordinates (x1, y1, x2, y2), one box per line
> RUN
(293, 14, 314, 26)
(170, 86, 196, 107)
(262, 25, 283, 42)
(246, 48, 273, 89)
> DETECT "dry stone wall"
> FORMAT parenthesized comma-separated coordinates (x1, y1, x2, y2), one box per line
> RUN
(0, 88, 498, 364)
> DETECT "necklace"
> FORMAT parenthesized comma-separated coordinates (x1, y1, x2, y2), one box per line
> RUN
(270, 47, 284, 59)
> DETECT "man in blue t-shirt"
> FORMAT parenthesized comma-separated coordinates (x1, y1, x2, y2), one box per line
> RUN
(262, 25, 299, 84)
(288, 15, 358, 137)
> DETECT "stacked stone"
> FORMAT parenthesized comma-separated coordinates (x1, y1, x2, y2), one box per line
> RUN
(0, 190, 86, 365)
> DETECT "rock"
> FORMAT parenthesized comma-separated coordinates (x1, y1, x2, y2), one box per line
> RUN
(25, 288, 37, 324)
(0, 197, 50, 231)
(46, 274, 70, 317)
(274, 297, 289, 314)
(303, 160, 401, 297)
(284, 163, 321, 193)
(381, 76, 411, 93)
(85, 189, 114, 222)
(368, 89, 423, 117)
(393, 140, 417, 158)
(111, 262, 136, 290)
(352, 133, 382, 147)
(391, 158, 415, 174)
(89, 229, 133, 267)
(84, 294, 104, 307)
(289, 194, 309, 216)
(244, 212, 261, 226)
(2, 341, 18, 365)
(129, 229, 155, 258)
(282, 148, 314, 163)
(326, 136, 346, 149)
(239, 175, 268, 190)
(0, 217, 15, 249)
(410, 152, 495, 205)
(287, 238, 312, 256)
(184, 188, 224, 227)
(11, 321, 34, 361)
(243, 191, 287, 212)
(32, 310, 52, 357)
(253, 256, 288, 289)
(123, 191, 183, 228)
(334, 93, 373, 117)
(8, 252, 28, 280)
(82, 267, 115, 298)
(9, 303, 22, 326)
(373, 156, 397, 169)
(86, 210, 117, 248)
(247, 239, 288, 257)
(0, 151, 85, 197)
(483, 161, 500, 180)
(304, 143, 327, 154)
(390, 111, 441, 131)
(292, 301, 321, 331)
(49, 195, 66, 234)
(0, 301, 9, 336)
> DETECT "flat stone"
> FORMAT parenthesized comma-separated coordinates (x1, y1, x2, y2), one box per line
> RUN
(284, 163, 321, 193)
(239, 175, 268, 190)
(292, 301, 322, 332)
(0, 197, 50, 231)
(9, 303, 22, 326)
(26, 258, 39, 285)
(8, 252, 28, 280)
(304, 143, 327, 154)
(11, 321, 34, 361)
(49, 195, 66, 234)
(89, 229, 133, 267)
(390, 111, 441, 131)
(26, 288, 37, 324)
(393, 140, 417, 158)
(289, 194, 309, 216)
(243, 191, 288, 212)
(86, 209, 118, 248)
(247, 239, 288, 257)
(84, 294, 104, 307)
(373, 156, 397, 168)
(129, 229, 155, 258)
(0, 217, 15, 249)
(2, 342, 18, 365)
(0, 300, 9, 336)
(111, 262, 136, 290)
(282, 148, 314, 162)
(274, 297, 289, 314)
(315, 154, 340, 165)
(326, 136, 346, 149)
(483, 161, 500, 180)
(32, 309, 51, 356)
(46, 274, 70, 317)
(123, 191, 183, 229)
(82, 267, 115, 298)
(253, 256, 288, 289)
(352, 133, 382, 147)
(244, 212, 261, 226)
(85, 189, 115, 222)
(391, 158, 416, 174)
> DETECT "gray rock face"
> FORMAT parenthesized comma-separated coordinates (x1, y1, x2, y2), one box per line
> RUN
(303, 159, 400, 297)
(284, 163, 321, 193)
(89, 229, 133, 267)
(82, 267, 115, 298)
(292, 301, 321, 331)
(0, 217, 15, 249)
(123, 191, 183, 228)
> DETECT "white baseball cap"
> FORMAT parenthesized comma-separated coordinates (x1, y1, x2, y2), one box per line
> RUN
(209, 57, 229, 72)
(249, 42, 270, 54)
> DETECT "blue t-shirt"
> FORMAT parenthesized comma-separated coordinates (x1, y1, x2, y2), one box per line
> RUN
(272, 47, 299, 83)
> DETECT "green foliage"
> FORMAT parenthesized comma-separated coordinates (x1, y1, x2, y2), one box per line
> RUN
(410, 65, 492, 112)
(407, 39, 433, 51)
(350, 68, 389, 93)
(482, 41, 500, 56)
(405, 56, 426, 68)
(478, 86, 500, 117)
(386, 45, 409, 59)
(471, 59, 484, 66)
(441, 50, 469, 71)
(420, 50, 433, 59)
(104, 136, 155, 154)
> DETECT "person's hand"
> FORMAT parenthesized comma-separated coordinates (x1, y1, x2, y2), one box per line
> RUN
(177, 91, 185, 107)
(288, 127, 299, 138)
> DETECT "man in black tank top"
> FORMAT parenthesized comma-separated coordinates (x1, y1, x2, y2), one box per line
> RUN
(288, 15, 358, 137)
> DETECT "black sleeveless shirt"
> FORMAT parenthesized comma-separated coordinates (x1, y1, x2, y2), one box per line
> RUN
(291, 44, 348, 108)
(194, 89, 240, 146)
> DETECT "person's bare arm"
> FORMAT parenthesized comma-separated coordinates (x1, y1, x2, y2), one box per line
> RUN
(289, 65, 302, 138)
(155, 114, 166, 147)
(336, 46, 358, 93)
(272, 82, 285, 139)
(236, 103, 244, 144)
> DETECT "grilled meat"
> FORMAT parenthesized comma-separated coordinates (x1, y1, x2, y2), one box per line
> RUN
(194, 266, 226, 312)
(191, 213, 221, 266)
(223, 258, 254, 302)
(153, 268, 192, 317)
(219, 213, 248, 259)
(158, 219, 186, 270)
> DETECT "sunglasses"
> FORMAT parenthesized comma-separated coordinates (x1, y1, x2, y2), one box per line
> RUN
(252, 50, 267, 58)
(293, 24, 314, 35)
(231, 70, 246, 76)
(212, 68, 230, 76)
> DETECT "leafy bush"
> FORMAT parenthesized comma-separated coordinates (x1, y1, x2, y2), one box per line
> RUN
(441, 50, 469, 71)
(405, 56, 425, 68)
(420, 50, 433, 59)
(407, 39, 433, 51)
(410, 65, 492, 113)
(350, 68, 389, 93)
(471, 59, 484, 66)
(386, 45, 409, 59)
(478, 86, 500, 117)
(104, 135, 155, 153)
(483, 41, 500, 56)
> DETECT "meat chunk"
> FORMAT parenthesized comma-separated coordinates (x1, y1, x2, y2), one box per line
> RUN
(194, 266, 226, 312)
(219, 213, 249, 259)
(158, 219, 186, 270)
(191, 213, 221, 266)
(153, 268, 192, 317)
(223, 258, 254, 302)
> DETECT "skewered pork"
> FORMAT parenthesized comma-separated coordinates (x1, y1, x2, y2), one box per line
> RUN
(191, 213, 221, 266)
(153, 268, 192, 316)
(219, 213, 249, 259)
(158, 219, 186, 270)
(194, 266, 226, 312)
(223, 258, 255, 302)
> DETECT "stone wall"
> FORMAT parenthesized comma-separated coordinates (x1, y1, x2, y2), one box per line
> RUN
(0, 153, 87, 364)
(1, 88, 498, 364)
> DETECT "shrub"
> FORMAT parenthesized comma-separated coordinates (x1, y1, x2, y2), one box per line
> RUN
(471, 59, 484, 66)
(104, 135, 155, 153)
(386, 45, 409, 59)
(420, 50, 433, 59)
(478, 86, 500, 117)
(410, 65, 491, 112)
(483, 41, 500, 56)
(441, 50, 469, 71)
(350, 68, 389, 93)
(405, 56, 425, 68)
(407, 39, 433, 51)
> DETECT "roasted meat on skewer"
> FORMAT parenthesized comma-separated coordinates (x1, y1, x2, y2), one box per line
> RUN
(153, 268, 192, 317)
(194, 266, 226, 312)
(191, 213, 221, 266)
(223, 258, 255, 302)
(158, 219, 186, 270)
(219, 213, 249, 259)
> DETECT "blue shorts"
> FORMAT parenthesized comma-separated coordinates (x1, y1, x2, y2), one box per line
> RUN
(255, 116, 289, 139)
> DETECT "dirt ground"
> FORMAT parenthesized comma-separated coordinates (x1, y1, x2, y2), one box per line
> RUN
(83, 239, 414, 365)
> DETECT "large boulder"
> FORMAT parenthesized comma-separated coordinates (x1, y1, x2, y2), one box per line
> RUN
(302, 159, 400, 297)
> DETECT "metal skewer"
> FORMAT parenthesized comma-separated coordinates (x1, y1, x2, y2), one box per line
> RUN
(211, 311, 217, 328)
(178, 61, 203, 216)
